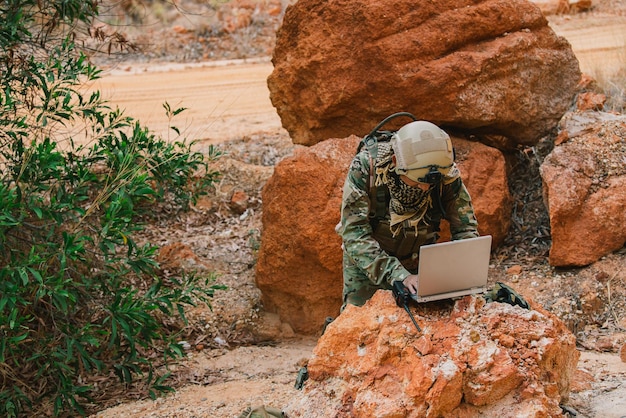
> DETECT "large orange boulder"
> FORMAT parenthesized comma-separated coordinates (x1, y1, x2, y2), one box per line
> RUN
(284, 291, 579, 417)
(255, 136, 511, 334)
(268, 0, 581, 148)
(540, 112, 626, 267)
(255, 137, 358, 334)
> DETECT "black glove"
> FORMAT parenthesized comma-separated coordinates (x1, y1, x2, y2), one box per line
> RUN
(392, 280, 410, 308)
(484, 282, 530, 310)
(392, 280, 422, 332)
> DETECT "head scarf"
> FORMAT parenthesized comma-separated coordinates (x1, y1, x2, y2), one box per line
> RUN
(373, 142, 460, 236)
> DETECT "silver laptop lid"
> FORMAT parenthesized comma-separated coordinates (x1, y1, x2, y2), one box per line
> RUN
(412, 235, 492, 303)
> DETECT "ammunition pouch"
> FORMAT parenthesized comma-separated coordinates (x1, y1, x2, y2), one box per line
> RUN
(371, 220, 437, 273)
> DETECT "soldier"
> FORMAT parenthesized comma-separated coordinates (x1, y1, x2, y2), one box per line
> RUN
(337, 118, 479, 310)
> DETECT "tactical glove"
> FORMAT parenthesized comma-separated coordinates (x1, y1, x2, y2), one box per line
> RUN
(484, 282, 530, 309)
(392, 280, 411, 308)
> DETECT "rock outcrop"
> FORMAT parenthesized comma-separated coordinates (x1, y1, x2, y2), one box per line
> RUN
(284, 291, 579, 417)
(540, 112, 626, 267)
(255, 137, 357, 334)
(268, 0, 581, 148)
(256, 136, 511, 334)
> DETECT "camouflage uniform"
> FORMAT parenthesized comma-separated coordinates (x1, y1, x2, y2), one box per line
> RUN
(337, 145, 479, 309)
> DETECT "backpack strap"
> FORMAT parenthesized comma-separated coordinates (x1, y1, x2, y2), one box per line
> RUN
(364, 137, 378, 220)
(356, 112, 419, 225)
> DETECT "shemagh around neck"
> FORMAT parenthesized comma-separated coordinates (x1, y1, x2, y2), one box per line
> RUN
(373, 142, 432, 237)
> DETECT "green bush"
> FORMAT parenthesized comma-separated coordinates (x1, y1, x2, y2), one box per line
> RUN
(1, 1, 224, 416)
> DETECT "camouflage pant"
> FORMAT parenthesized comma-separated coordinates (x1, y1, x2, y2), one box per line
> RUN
(341, 252, 393, 311)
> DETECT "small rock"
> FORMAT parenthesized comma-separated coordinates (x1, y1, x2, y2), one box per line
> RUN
(214, 336, 228, 346)
(570, 369, 594, 392)
(595, 336, 614, 352)
(576, 91, 606, 111)
(229, 190, 249, 214)
(507, 265, 523, 275)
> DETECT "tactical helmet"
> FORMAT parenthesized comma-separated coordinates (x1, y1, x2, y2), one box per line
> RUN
(391, 121, 454, 183)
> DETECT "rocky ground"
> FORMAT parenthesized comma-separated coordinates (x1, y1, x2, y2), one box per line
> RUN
(84, 1, 626, 417)
(91, 133, 626, 418)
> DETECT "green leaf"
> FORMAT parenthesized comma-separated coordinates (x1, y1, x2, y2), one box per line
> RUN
(26, 268, 43, 284)
(18, 269, 28, 286)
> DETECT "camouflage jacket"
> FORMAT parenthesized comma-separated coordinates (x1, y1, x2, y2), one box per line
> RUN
(337, 146, 479, 286)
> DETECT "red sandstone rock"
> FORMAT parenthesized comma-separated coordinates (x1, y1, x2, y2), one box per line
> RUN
(229, 189, 249, 214)
(255, 137, 359, 334)
(540, 114, 626, 267)
(506, 264, 523, 275)
(570, 369, 594, 392)
(268, 0, 580, 149)
(256, 136, 511, 334)
(576, 91, 606, 111)
(284, 291, 579, 417)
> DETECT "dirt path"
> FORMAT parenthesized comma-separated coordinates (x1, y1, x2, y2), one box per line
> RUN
(90, 58, 284, 143)
(549, 14, 626, 78)
(92, 337, 319, 418)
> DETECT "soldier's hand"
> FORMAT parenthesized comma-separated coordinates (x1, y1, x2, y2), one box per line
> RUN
(403, 274, 419, 295)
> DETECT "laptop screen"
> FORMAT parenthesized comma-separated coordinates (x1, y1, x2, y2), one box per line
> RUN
(413, 235, 492, 302)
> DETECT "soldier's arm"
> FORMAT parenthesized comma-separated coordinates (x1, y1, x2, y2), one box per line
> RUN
(442, 178, 479, 240)
(338, 151, 411, 285)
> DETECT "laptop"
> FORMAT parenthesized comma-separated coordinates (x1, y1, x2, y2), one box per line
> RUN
(410, 235, 492, 303)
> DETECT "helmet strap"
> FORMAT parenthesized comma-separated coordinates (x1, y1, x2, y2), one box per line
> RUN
(420, 166, 443, 185)
(419, 166, 447, 219)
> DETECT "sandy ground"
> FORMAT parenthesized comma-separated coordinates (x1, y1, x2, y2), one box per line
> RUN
(551, 15, 626, 76)
(92, 341, 626, 418)
(88, 12, 626, 418)
(88, 57, 284, 144)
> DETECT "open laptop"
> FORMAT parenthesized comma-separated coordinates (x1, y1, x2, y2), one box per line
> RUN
(410, 235, 492, 303)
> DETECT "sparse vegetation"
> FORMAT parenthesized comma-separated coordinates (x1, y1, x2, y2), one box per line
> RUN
(0, 1, 224, 416)
(599, 74, 626, 113)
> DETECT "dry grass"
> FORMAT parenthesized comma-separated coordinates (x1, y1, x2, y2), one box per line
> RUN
(584, 32, 626, 113)
(597, 72, 626, 113)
